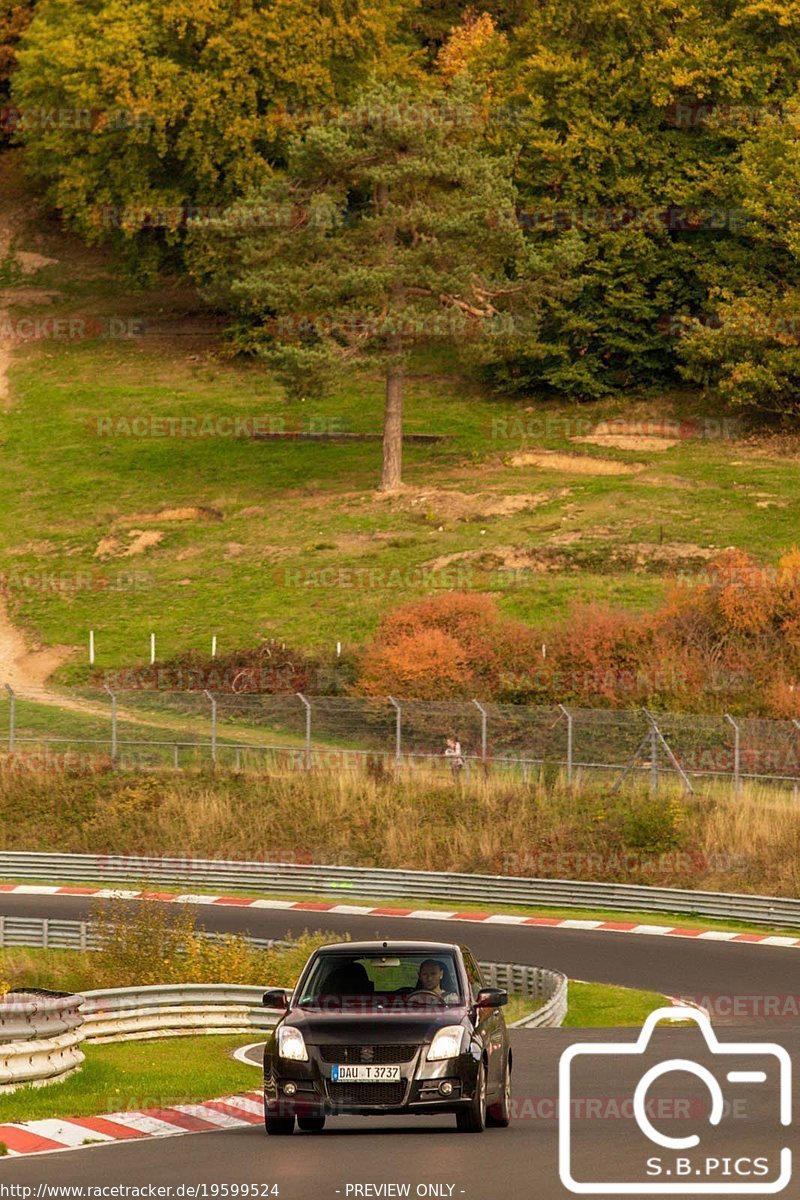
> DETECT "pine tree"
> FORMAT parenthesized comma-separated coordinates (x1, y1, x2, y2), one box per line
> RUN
(192, 83, 582, 490)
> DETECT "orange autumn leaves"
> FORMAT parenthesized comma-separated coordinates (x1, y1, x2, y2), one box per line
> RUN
(357, 549, 800, 717)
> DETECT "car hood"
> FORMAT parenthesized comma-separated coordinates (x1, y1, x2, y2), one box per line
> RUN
(283, 1006, 469, 1044)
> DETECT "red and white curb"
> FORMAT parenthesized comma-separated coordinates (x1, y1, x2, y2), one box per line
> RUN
(1, 884, 798, 949)
(0, 1091, 264, 1158)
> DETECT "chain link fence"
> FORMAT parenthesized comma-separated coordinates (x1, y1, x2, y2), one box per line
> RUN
(3, 686, 800, 796)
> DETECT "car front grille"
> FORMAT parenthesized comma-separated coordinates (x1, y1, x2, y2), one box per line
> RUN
(318, 1044, 418, 1065)
(328, 1082, 406, 1107)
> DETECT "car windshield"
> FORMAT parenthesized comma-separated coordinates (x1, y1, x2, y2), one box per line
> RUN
(296, 951, 465, 1009)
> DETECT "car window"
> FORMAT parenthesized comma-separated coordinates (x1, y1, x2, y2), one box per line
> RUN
(297, 952, 464, 1006)
(462, 950, 484, 1001)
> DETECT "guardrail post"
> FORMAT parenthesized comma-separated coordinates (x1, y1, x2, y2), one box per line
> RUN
(725, 714, 740, 796)
(103, 684, 117, 763)
(297, 693, 312, 770)
(558, 703, 573, 787)
(204, 690, 217, 765)
(4, 683, 14, 752)
(474, 700, 489, 772)
(387, 697, 402, 766)
(0, 915, 4, 947)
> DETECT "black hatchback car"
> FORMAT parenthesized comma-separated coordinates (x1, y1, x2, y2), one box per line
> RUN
(262, 940, 512, 1135)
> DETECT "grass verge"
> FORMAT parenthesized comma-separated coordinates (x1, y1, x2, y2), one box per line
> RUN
(562, 981, 671, 1027)
(0, 1035, 257, 1125)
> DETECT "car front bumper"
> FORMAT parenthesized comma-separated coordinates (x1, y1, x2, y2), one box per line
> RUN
(264, 1046, 480, 1117)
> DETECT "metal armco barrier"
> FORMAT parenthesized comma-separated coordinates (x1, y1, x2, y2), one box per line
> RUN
(80, 984, 279, 1043)
(482, 963, 567, 1028)
(0, 916, 287, 955)
(0, 992, 85, 1090)
(0, 929, 567, 1042)
(0, 990, 84, 1041)
(1, 851, 798, 928)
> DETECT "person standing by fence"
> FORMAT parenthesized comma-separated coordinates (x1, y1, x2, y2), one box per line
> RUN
(444, 735, 464, 778)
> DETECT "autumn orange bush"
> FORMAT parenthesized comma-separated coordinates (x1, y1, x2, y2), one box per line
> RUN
(358, 551, 800, 716)
(358, 592, 536, 699)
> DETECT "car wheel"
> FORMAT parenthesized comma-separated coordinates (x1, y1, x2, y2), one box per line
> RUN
(487, 1056, 511, 1127)
(297, 1115, 326, 1133)
(264, 1114, 295, 1136)
(455, 1060, 486, 1133)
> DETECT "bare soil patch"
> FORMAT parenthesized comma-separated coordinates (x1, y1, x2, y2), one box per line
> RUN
(424, 538, 720, 576)
(94, 530, 166, 558)
(572, 434, 679, 451)
(0, 597, 72, 692)
(509, 451, 644, 475)
(374, 486, 571, 520)
(120, 506, 223, 524)
(124, 530, 165, 556)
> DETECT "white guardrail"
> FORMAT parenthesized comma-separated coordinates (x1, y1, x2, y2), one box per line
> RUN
(0, 992, 86, 1090)
(1, 850, 798, 927)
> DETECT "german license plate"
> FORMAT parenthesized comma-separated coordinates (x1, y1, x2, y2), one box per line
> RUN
(331, 1064, 401, 1082)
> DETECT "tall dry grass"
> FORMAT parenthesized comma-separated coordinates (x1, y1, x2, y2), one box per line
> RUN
(0, 766, 798, 896)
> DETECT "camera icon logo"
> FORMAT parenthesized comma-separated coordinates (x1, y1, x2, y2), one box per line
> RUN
(558, 1006, 792, 1194)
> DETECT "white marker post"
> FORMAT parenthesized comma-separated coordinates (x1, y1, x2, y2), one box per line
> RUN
(89, 630, 95, 665)
(336, 641, 342, 658)
(150, 632, 156, 665)
(211, 635, 217, 659)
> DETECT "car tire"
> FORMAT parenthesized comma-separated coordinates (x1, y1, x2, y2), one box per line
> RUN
(486, 1056, 511, 1127)
(297, 1115, 326, 1133)
(264, 1114, 295, 1136)
(456, 1060, 486, 1133)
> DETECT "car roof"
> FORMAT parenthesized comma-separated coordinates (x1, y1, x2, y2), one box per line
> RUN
(312, 941, 462, 955)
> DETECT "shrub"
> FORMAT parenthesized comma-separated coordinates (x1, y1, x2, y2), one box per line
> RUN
(357, 592, 536, 698)
(88, 894, 337, 988)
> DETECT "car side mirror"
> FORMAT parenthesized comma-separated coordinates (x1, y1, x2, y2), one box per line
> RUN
(476, 988, 507, 1008)
(262, 988, 289, 1010)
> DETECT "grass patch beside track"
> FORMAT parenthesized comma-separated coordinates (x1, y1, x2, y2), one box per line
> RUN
(563, 982, 671, 1027)
(0, 1035, 257, 1125)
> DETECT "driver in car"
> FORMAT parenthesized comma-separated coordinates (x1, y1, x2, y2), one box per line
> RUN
(415, 958, 459, 1003)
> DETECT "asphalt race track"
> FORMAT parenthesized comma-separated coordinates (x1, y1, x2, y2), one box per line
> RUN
(1, 892, 798, 1198)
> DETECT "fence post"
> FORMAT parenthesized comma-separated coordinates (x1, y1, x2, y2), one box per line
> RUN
(4, 683, 14, 752)
(204, 690, 217, 765)
(649, 717, 659, 794)
(473, 699, 488, 770)
(0, 915, 4, 948)
(103, 684, 117, 763)
(725, 714, 740, 797)
(558, 703, 573, 787)
(388, 696, 402, 766)
(297, 693, 312, 770)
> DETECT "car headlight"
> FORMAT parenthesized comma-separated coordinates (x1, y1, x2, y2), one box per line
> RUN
(277, 1025, 308, 1062)
(426, 1026, 465, 1061)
